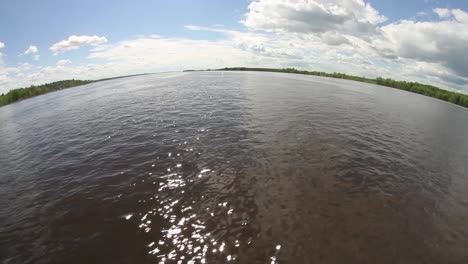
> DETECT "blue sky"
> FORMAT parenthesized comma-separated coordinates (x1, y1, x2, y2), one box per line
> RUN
(1, 0, 468, 93)
(0, 0, 245, 65)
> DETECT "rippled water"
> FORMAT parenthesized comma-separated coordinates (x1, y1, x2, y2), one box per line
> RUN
(1, 71, 468, 264)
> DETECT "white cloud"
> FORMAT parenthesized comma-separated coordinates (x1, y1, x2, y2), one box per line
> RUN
(321, 32, 350, 45)
(56, 59, 71, 66)
(372, 9, 468, 82)
(18, 45, 40, 62)
(0, 41, 4, 49)
(452, 9, 468, 24)
(184, 25, 203, 31)
(18, 62, 32, 71)
(23, 45, 38, 55)
(242, 0, 386, 37)
(0, 61, 34, 94)
(184, 24, 234, 34)
(237, 1, 468, 92)
(433, 8, 451, 18)
(87, 36, 257, 70)
(50, 35, 108, 54)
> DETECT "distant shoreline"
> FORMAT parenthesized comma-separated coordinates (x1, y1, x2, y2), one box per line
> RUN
(0, 73, 149, 107)
(185, 67, 468, 109)
(2, 68, 467, 109)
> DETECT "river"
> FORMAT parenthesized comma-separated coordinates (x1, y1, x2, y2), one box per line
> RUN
(1, 71, 468, 263)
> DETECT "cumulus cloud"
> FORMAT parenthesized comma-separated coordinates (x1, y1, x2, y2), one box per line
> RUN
(321, 32, 350, 45)
(0, 41, 4, 49)
(50, 35, 108, 54)
(242, 0, 386, 37)
(372, 9, 468, 82)
(237, 0, 468, 92)
(433, 8, 451, 18)
(23, 45, 38, 55)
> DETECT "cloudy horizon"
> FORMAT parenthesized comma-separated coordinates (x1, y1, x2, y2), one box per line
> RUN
(1, 0, 468, 94)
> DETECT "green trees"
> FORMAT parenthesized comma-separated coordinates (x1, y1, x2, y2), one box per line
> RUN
(0, 79, 94, 107)
(220, 67, 468, 108)
(0, 74, 150, 107)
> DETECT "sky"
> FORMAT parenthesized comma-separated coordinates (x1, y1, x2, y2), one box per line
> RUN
(1, 0, 468, 94)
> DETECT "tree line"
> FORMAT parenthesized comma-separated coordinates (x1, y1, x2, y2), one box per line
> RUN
(0, 73, 154, 107)
(218, 67, 468, 108)
(0, 79, 94, 107)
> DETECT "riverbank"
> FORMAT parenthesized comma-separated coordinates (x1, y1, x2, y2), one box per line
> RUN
(0, 80, 95, 107)
(213, 67, 468, 109)
(0, 73, 149, 107)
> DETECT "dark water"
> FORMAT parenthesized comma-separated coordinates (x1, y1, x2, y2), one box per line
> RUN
(1, 71, 468, 264)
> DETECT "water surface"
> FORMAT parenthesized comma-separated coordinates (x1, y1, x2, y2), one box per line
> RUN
(1, 71, 468, 263)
